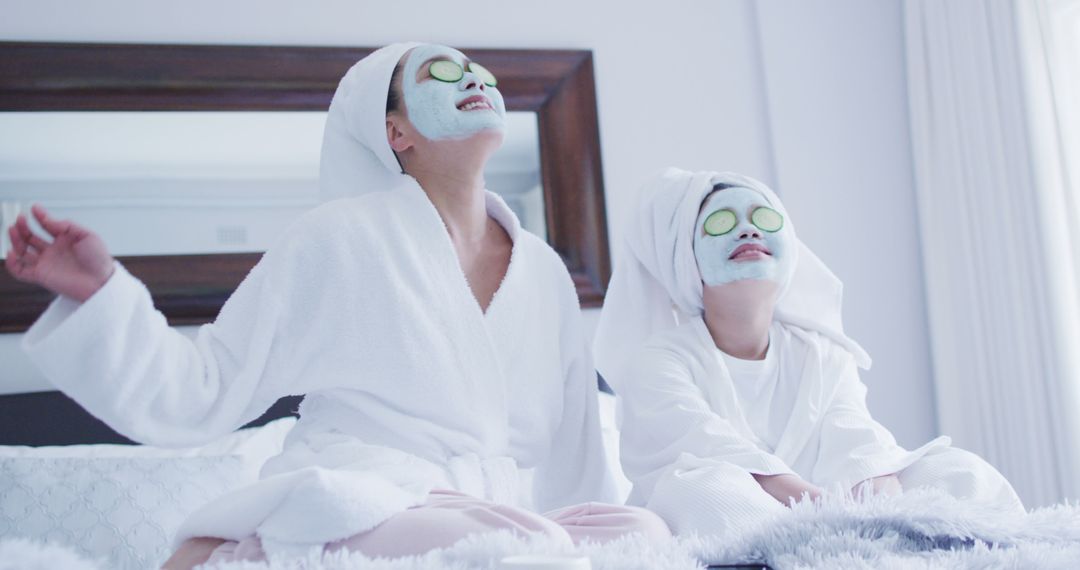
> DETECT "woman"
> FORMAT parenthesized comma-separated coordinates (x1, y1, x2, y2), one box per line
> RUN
(593, 168, 1024, 536)
(6, 43, 669, 568)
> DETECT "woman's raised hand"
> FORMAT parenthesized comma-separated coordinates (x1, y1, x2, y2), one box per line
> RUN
(4, 205, 115, 302)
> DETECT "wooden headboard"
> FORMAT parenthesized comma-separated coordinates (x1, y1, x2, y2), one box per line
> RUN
(0, 391, 303, 446)
(0, 380, 611, 446)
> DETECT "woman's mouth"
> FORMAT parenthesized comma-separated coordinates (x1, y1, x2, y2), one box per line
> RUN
(729, 243, 772, 261)
(456, 95, 494, 111)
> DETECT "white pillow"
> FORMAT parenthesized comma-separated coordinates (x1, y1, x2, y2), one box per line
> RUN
(0, 455, 247, 570)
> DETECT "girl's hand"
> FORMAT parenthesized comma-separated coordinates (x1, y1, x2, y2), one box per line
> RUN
(852, 474, 903, 498)
(5, 204, 115, 302)
(753, 473, 823, 506)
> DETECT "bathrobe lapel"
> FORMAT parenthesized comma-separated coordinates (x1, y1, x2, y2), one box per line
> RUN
(689, 317, 771, 450)
(400, 180, 512, 454)
(771, 330, 830, 461)
(690, 316, 835, 460)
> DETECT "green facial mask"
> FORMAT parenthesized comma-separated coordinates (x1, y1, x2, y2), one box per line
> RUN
(402, 44, 507, 141)
(703, 207, 783, 236)
(428, 60, 498, 87)
(693, 187, 794, 287)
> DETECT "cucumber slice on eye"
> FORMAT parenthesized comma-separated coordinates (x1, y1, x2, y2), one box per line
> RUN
(468, 62, 498, 87)
(704, 209, 738, 236)
(751, 207, 784, 232)
(430, 60, 464, 83)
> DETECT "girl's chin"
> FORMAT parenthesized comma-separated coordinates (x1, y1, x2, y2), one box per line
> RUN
(704, 276, 780, 290)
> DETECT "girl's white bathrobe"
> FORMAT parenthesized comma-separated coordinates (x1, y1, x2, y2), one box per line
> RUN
(595, 168, 1025, 536)
(617, 315, 1027, 535)
(22, 177, 616, 555)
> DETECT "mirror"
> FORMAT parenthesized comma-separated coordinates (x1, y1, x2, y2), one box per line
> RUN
(0, 42, 610, 332)
(0, 111, 545, 257)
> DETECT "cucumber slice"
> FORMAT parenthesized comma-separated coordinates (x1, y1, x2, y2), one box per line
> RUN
(430, 60, 464, 83)
(751, 207, 783, 232)
(703, 209, 738, 236)
(468, 62, 498, 87)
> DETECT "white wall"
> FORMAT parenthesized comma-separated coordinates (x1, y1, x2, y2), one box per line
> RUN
(0, 0, 937, 446)
(754, 0, 937, 446)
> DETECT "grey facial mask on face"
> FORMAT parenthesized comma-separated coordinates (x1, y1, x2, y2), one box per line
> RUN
(401, 44, 507, 141)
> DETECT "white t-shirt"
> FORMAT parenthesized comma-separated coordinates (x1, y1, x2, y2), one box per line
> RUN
(719, 323, 800, 452)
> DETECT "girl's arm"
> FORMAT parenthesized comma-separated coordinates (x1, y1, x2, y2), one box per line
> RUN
(618, 346, 797, 494)
(753, 473, 823, 504)
(852, 473, 902, 497)
(812, 352, 910, 492)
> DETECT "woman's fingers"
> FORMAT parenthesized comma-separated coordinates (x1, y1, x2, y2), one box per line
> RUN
(31, 204, 72, 239)
(7, 224, 23, 255)
(4, 245, 34, 281)
(14, 216, 50, 251)
(3, 250, 20, 279)
(18, 247, 40, 268)
(24, 230, 49, 251)
(32, 204, 91, 243)
(4, 247, 18, 275)
(14, 213, 53, 250)
(5, 213, 48, 282)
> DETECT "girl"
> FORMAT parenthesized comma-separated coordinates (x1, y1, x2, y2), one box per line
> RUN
(593, 168, 1023, 536)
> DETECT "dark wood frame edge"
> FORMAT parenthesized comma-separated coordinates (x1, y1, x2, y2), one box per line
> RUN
(0, 41, 610, 332)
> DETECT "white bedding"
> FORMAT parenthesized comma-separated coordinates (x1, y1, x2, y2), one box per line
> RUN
(0, 396, 624, 570)
(0, 417, 296, 569)
(4, 487, 1080, 569)
(3, 405, 1079, 568)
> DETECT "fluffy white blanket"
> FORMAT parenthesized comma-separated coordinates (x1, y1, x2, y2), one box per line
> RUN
(5, 489, 1078, 570)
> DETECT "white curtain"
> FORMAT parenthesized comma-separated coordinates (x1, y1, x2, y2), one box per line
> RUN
(905, 0, 1080, 507)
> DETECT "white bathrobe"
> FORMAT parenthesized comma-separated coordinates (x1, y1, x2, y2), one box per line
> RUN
(23, 177, 616, 555)
(595, 168, 1024, 536)
(617, 315, 1025, 536)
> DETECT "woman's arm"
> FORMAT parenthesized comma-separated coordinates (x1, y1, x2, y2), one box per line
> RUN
(531, 292, 619, 511)
(12, 206, 306, 447)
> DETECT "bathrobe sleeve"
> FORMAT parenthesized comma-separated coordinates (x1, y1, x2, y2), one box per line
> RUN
(617, 344, 795, 505)
(22, 212, 338, 447)
(531, 290, 619, 511)
(810, 352, 912, 488)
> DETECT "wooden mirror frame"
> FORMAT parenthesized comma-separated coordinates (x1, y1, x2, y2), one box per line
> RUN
(0, 41, 610, 332)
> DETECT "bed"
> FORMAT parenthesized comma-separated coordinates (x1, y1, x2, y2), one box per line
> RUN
(4, 391, 1079, 569)
(0, 389, 650, 569)
(0, 391, 303, 568)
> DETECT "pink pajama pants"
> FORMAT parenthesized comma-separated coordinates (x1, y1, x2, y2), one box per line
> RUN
(205, 490, 671, 563)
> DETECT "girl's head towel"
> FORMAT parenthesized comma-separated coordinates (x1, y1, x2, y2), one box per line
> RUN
(594, 167, 871, 387)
